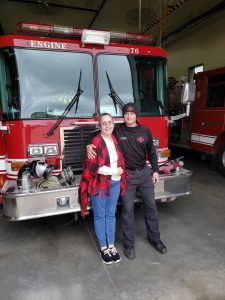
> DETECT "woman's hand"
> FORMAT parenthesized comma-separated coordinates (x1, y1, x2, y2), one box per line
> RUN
(117, 167, 124, 176)
(86, 144, 96, 159)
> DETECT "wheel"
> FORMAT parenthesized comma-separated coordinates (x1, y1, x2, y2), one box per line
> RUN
(217, 143, 225, 176)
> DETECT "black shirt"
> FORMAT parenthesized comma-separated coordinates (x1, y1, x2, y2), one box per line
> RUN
(114, 123, 159, 173)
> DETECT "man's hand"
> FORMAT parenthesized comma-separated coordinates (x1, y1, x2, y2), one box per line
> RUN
(86, 144, 96, 159)
(152, 172, 159, 185)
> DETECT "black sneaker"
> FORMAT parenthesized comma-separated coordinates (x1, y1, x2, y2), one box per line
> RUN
(149, 240, 167, 254)
(124, 247, 136, 260)
(109, 247, 121, 263)
(100, 248, 114, 264)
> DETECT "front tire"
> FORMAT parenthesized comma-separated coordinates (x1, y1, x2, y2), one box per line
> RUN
(217, 143, 225, 176)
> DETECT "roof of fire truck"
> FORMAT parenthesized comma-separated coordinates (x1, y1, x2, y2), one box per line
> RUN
(0, 22, 167, 58)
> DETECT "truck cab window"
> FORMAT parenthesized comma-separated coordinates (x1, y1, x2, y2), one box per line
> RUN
(97, 54, 167, 116)
(206, 73, 225, 108)
(0, 49, 20, 119)
(1, 48, 95, 120)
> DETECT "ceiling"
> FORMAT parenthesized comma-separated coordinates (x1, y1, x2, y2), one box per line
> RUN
(0, 0, 225, 45)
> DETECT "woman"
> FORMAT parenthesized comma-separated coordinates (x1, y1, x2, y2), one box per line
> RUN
(80, 113, 126, 264)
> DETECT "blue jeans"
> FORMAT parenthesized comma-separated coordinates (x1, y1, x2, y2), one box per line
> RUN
(90, 180, 120, 248)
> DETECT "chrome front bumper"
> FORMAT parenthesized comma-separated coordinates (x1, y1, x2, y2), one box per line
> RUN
(155, 168, 192, 200)
(3, 168, 192, 221)
(3, 185, 80, 221)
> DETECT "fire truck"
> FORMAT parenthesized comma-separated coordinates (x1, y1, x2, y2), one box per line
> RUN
(169, 67, 225, 176)
(0, 22, 192, 221)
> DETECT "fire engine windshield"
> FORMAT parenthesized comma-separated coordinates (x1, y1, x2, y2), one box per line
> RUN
(97, 54, 167, 116)
(0, 48, 95, 119)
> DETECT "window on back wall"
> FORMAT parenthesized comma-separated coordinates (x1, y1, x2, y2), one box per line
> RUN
(188, 64, 204, 82)
(206, 73, 225, 108)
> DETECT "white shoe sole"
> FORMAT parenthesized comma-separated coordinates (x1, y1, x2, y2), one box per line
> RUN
(101, 259, 114, 264)
(113, 259, 121, 263)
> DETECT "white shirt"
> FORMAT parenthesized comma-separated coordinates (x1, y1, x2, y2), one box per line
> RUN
(98, 136, 121, 181)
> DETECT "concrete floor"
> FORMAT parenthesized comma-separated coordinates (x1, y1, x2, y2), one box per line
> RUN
(0, 152, 225, 300)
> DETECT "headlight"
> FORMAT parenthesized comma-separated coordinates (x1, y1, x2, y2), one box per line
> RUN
(153, 138, 159, 147)
(44, 145, 58, 155)
(153, 138, 159, 156)
(28, 145, 43, 156)
(28, 144, 58, 157)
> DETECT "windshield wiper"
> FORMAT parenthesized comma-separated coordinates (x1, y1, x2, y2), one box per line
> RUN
(47, 69, 83, 137)
(106, 71, 125, 113)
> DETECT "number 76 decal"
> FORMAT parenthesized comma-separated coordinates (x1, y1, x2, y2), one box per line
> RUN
(130, 48, 139, 54)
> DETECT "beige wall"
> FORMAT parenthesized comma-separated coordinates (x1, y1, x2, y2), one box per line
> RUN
(165, 10, 225, 81)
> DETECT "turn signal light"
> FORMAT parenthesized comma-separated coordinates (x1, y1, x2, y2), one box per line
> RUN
(11, 161, 26, 171)
(0, 175, 5, 188)
(161, 149, 171, 158)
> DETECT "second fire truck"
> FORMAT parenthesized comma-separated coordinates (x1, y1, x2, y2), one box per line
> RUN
(169, 67, 225, 176)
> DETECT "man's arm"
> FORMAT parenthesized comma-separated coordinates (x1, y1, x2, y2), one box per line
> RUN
(146, 129, 159, 185)
(146, 130, 159, 173)
(85, 129, 100, 159)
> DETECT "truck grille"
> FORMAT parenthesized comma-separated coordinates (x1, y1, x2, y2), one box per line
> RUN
(63, 125, 97, 173)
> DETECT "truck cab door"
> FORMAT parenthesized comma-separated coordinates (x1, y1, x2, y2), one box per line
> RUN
(191, 71, 225, 154)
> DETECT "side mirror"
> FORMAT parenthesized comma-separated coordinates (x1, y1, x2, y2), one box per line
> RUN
(181, 82, 196, 104)
(169, 82, 196, 122)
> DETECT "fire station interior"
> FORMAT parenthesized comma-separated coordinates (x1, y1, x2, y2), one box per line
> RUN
(0, 1, 225, 299)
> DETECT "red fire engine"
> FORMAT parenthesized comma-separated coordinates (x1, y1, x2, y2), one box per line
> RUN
(0, 22, 192, 221)
(169, 67, 225, 176)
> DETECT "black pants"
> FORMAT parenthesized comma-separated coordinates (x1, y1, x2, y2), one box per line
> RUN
(122, 165, 160, 248)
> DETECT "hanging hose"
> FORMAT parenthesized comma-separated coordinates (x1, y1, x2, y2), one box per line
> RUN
(37, 175, 61, 190)
(36, 167, 75, 190)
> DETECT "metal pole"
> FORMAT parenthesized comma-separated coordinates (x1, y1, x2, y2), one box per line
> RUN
(158, 0, 162, 46)
(139, 0, 142, 32)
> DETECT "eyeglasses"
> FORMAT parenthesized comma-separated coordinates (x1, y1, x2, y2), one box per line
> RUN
(100, 121, 113, 127)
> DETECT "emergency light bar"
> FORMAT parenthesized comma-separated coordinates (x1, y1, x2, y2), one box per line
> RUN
(17, 22, 153, 45)
(17, 22, 83, 39)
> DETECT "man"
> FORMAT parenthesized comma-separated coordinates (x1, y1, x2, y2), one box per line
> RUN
(87, 102, 167, 259)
